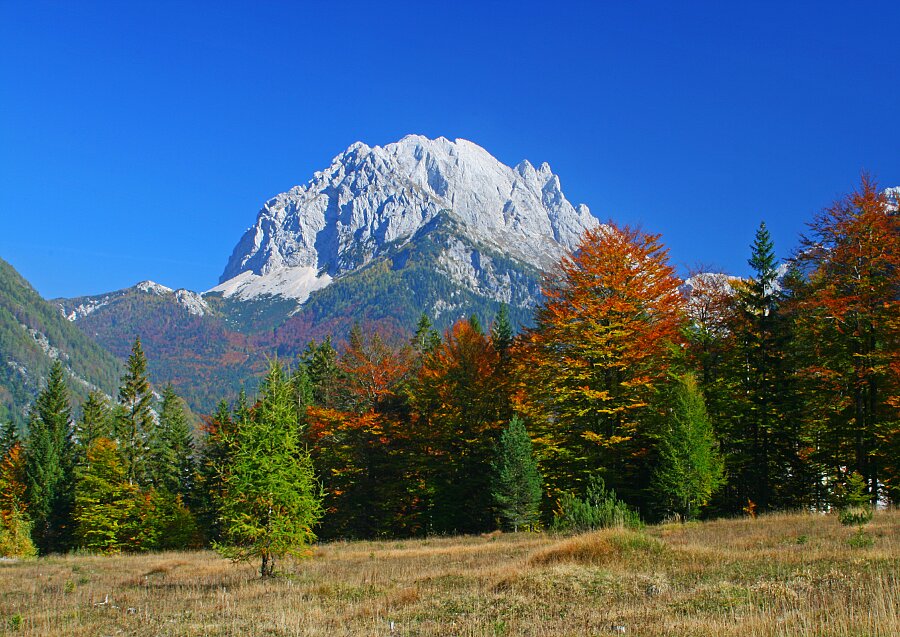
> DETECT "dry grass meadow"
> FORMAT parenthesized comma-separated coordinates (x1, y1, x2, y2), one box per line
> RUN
(0, 510, 897, 636)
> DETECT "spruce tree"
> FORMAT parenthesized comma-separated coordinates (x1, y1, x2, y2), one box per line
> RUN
(412, 313, 441, 356)
(728, 221, 801, 511)
(303, 338, 341, 407)
(491, 415, 542, 532)
(24, 361, 75, 553)
(650, 374, 724, 520)
(490, 304, 514, 361)
(216, 361, 322, 577)
(116, 337, 155, 485)
(152, 385, 195, 498)
(195, 399, 234, 543)
(74, 391, 112, 461)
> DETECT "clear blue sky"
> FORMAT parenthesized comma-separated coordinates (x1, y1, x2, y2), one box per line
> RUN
(2, 1, 898, 298)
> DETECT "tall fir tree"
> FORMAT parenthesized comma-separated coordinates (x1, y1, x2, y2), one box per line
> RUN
(24, 361, 75, 553)
(116, 337, 155, 485)
(491, 415, 543, 532)
(74, 391, 112, 462)
(650, 374, 724, 520)
(216, 361, 323, 577)
(151, 385, 195, 498)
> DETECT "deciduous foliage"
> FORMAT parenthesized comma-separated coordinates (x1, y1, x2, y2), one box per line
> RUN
(0, 443, 36, 557)
(73, 437, 139, 554)
(523, 222, 685, 506)
(412, 317, 506, 533)
(793, 177, 900, 503)
(216, 361, 322, 577)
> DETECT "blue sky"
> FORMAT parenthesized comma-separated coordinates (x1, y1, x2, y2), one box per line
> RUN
(1, 1, 898, 298)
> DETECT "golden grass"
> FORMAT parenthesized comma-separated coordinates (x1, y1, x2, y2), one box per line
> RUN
(0, 510, 897, 636)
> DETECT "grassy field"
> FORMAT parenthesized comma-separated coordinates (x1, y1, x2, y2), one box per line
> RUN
(0, 510, 897, 636)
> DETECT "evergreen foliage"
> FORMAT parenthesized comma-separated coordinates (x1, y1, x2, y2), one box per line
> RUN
(152, 385, 195, 497)
(24, 361, 75, 553)
(215, 361, 323, 577)
(116, 337, 155, 485)
(491, 416, 542, 531)
(551, 475, 642, 532)
(74, 391, 112, 461)
(650, 374, 724, 520)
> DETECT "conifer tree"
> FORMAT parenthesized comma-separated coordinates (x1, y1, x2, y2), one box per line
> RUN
(412, 313, 441, 356)
(195, 400, 235, 543)
(116, 337, 155, 485)
(74, 391, 112, 461)
(24, 361, 75, 553)
(152, 385, 195, 498)
(0, 421, 19, 456)
(492, 416, 542, 531)
(491, 304, 514, 362)
(216, 361, 322, 577)
(303, 338, 341, 408)
(650, 374, 724, 520)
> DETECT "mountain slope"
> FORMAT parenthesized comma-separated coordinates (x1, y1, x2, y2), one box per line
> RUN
(57, 135, 598, 413)
(0, 258, 122, 428)
(211, 134, 596, 306)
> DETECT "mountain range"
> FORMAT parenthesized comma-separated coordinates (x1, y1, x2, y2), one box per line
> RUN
(21, 136, 597, 414)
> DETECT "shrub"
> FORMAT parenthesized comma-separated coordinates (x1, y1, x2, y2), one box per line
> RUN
(551, 476, 641, 532)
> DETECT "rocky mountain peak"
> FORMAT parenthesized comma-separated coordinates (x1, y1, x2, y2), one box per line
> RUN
(213, 135, 598, 302)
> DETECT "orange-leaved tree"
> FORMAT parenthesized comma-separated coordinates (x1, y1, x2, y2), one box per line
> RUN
(305, 327, 420, 538)
(521, 222, 686, 506)
(793, 176, 900, 503)
(411, 317, 507, 534)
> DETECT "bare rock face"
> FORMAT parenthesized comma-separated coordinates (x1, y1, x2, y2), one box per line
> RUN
(212, 135, 598, 302)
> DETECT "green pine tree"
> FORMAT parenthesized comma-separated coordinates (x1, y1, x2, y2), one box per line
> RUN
(650, 373, 725, 520)
(195, 399, 234, 544)
(74, 391, 112, 462)
(24, 361, 75, 553)
(412, 313, 441, 355)
(491, 415, 542, 532)
(215, 361, 323, 577)
(490, 304, 514, 361)
(115, 337, 155, 485)
(151, 385, 195, 498)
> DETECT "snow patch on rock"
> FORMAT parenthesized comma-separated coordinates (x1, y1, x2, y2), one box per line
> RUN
(208, 266, 333, 303)
(135, 281, 174, 295)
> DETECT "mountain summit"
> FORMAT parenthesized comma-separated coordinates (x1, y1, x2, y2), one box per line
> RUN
(210, 135, 597, 302)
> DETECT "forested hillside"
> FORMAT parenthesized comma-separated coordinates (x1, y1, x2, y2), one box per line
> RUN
(0, 258, 121, 429)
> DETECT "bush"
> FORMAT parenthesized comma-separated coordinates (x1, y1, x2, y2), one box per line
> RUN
(0, 509, 37, 558)
(551, 476, 641, 532)
(839, 506, 873, 527)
